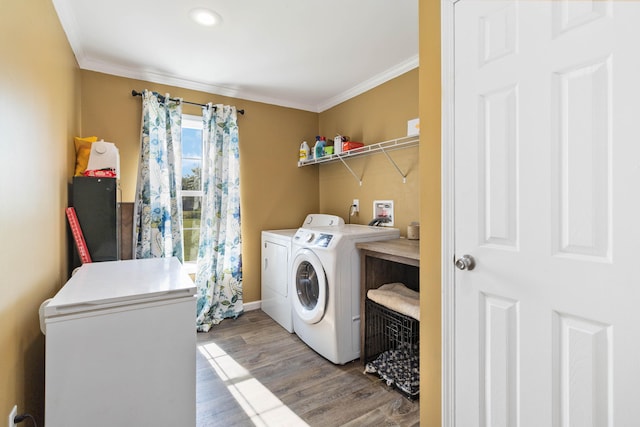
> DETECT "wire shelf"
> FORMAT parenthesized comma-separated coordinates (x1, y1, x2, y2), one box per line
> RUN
(298, 135, 419, 167)
(297, 135, 419, 185)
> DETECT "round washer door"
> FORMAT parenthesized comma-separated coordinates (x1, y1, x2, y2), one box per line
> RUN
(291, 248, 327, 324)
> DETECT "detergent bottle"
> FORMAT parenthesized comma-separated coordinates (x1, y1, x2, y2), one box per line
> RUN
(313, 136, 324, 158)
(299, 140, 310, 161)
(319, 137, 327, 157)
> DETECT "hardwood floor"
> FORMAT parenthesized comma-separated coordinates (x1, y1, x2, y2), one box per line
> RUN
(196, 309, 420, 427)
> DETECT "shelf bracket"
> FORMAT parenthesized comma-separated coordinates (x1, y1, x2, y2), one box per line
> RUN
(380, 147, 409, 183)
(336, 156, 363, 186)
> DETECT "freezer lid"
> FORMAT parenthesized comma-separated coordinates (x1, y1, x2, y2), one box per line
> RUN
(45, 258, 196, 318)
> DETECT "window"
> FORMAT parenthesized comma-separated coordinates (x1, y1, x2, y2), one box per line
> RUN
(181, 115, 203, 263)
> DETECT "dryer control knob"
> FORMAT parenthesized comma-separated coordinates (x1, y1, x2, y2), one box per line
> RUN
(305, 232, 315, 242)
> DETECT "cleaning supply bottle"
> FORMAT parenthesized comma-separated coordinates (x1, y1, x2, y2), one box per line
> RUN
(334, 135, 343, 155)
(299, 140, 310, 161)
(313, 136, 323, 159)
(319, 137, 326, 158)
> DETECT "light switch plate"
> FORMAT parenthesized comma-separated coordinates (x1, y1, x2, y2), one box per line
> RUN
(8, 405, 17, 427)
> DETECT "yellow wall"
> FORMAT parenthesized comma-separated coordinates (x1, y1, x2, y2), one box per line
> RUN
(318, 70, 419, 233)
(419, 0, 442, 425)
(0, 0, 80, 422)
(80, 71, 320, 303)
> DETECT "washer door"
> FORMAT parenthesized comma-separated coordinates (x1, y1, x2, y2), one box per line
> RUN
(291, 248, 327, 324)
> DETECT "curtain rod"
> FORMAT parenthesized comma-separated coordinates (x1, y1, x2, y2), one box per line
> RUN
(131, 90, 245, 115)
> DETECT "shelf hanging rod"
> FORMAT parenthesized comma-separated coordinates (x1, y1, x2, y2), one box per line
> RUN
(131, 90, 244, 115)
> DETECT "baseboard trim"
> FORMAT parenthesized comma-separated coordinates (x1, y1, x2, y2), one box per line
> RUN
(244, 300, 261, 312)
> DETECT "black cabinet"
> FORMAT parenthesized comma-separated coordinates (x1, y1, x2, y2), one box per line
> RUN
(71, 177, 120, 267)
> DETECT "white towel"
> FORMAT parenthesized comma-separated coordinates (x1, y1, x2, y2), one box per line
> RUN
(367, 283, 420, 321)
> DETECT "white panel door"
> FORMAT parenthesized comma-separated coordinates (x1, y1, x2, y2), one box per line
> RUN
(451, 1, 640, 426)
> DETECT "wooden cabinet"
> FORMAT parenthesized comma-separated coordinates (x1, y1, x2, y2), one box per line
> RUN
(356, 238, 420, 364)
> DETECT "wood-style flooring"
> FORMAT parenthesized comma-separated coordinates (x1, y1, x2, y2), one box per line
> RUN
(196, 309, 420, 427)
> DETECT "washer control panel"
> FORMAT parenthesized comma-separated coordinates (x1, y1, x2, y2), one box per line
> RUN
(314, 233, 333, 247)
(293, 229, 334, 248)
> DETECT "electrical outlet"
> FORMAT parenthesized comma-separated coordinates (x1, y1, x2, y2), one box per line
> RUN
(352, 199, 359, 213)
(8, 405, 17, 427)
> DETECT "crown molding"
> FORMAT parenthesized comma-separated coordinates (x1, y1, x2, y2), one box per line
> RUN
(79, 56, 322, 112)
(316, 54, 419, 112)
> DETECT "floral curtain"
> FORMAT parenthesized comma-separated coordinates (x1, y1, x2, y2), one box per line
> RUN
(195, 103, 242, 332)
(133, 90, 184, 261)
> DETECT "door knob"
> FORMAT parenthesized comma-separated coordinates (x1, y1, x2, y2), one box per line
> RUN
(455, 255, 476, 271)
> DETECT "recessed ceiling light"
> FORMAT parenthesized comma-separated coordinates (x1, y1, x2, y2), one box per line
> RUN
(189, 8, 222, 27)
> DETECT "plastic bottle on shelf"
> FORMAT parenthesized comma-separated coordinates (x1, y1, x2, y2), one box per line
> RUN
(299, 140, 310, 161)
(334, 135, 343, 155)
(313, 136, 325, 159)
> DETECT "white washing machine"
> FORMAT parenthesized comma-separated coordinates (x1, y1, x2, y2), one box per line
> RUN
(261, 214, 344, 332)
(290, 224, 400, 364)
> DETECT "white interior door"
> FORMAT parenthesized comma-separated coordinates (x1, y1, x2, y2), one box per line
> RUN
(446, 1, 640, 425)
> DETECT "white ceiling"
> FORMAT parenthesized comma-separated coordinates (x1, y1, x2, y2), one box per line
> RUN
(52, 0, 419, 113)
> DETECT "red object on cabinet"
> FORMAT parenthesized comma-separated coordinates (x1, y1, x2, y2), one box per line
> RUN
(66, 207, 92, 264)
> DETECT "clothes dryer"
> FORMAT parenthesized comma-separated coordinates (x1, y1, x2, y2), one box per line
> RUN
(290, 224, 400, 364)
(261, 229, 296, 331)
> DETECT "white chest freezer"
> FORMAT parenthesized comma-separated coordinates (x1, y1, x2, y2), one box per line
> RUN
(44, 257, 196, 427)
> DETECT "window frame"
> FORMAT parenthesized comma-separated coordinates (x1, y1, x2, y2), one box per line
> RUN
(181, 114, 204, 272)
